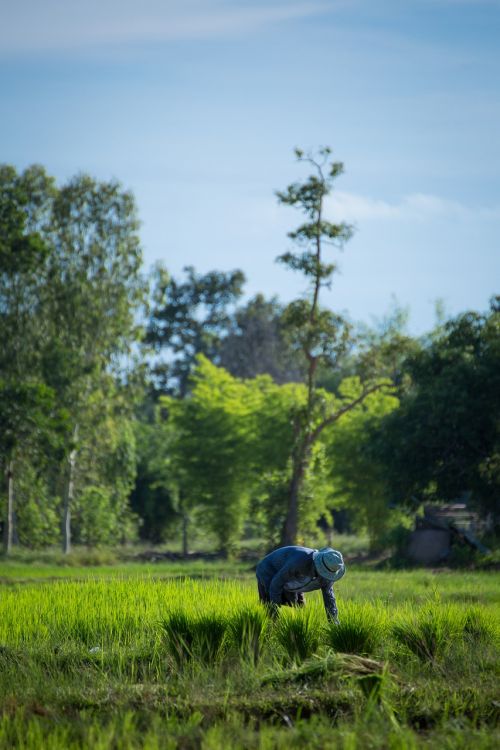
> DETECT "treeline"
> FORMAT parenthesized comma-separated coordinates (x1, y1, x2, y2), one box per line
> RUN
(1, 153, 499, 555)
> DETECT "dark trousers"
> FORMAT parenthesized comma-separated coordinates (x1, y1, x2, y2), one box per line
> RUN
(257, 580, 305, 607)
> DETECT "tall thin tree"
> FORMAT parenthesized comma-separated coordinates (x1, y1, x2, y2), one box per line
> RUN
(277, 148, 390, 545)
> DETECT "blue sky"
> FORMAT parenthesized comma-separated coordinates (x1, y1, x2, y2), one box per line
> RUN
(1, 0, 499, 333)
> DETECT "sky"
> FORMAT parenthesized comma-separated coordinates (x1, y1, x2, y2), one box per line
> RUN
(1, 0, 499, 334)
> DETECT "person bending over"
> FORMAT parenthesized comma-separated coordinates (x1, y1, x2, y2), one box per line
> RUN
(256, 546, 345, 623)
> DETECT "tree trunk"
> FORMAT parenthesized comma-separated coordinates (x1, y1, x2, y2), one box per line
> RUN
(182, 511, 189, 557)
(4, 460, 14, 555)
(280, 443, 309, 546)
(63, 425, 78, 554)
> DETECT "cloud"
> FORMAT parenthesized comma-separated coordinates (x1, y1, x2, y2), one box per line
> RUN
(328, 191, 500, 223)
(0, 1, 332, 54)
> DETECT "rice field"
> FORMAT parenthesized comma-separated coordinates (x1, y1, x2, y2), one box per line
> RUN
(0, 562, 498, 748)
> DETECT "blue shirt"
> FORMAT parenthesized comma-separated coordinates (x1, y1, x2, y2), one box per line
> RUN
(256, 545, 340, 621)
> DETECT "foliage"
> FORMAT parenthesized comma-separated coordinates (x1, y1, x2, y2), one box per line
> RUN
(0, 379, 69, 552)
(67, 383, 139, 546)
(324, 383, 400, 546)
(8, 462, 61, 548)
(219, 293, 305, 383)
(2, 156, 497, 562)
(0, 380, 68, 462)
(275, 148, 393, 545)
(164, 356, 306, 553)
(0, 164, 145, 552)
(147, 264, 245, 395)
(72, 486, 121, 547)
(129, 410, 180, 543)
(164, 357, 261, 554)
(378, 301, 500, 522)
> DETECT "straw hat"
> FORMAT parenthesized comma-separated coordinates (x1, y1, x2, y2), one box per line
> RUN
(313, 547, 346, 582)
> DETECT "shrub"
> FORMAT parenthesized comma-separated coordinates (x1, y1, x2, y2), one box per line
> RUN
(325, 604, 384, 656)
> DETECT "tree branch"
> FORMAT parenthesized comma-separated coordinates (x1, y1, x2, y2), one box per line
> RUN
(309, 381, 393, 445)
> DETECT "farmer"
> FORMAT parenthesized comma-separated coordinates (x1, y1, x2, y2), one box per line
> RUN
(256, 546, 345, 623)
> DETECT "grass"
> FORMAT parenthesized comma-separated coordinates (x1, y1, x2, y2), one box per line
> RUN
(0, 558, 498, 748)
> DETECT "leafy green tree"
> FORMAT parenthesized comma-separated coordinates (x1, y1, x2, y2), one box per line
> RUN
(130, 409, 180, 544)
(13, 462, 61, 548)
(41, 173, 146, 551)
(276, 148, 392, 545)
(379, 300, 500, 524)
(219, 294, 304, 383)
(147, 264, 245, 396)
(66, 378, 139, 546)
(0, 164, 145, 552)
(324, 382, 400, 548)
(0, 381, 68, 553)
(163, 355, 346, 553)
(164, 356, 261, 555)
(0, 165, 68, 552)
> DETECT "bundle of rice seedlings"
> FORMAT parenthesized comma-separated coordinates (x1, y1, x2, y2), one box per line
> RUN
(325, 604, 384, 656)
(228, 607, 268, 665)
(461, 606, 497, 645)
(392, 606, 460, 663)
(274, 608, 321, 664)
(161, 611, 228, 666)
(161, 611, 196, 666)
(261, 652, 384, 685)
(190, 615, 228, 665)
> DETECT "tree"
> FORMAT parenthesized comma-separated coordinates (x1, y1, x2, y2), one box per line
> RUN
(0, 164, 146, 552)
(147, 264, 245, 396)
(276, 148, 392, 545)
(0, 165, 54, 403)
(0, 165, 67, 552)
(219, 294, 304, 383)
(130, 408, 180, 544)
(41, 172, 146, 552)
(324, 381, 400, 548)
(163, 355, 350, 554)
(0, 381, 68, 553)
(378, 300, 500, 524)
(163, 356, 262, 555)
(68, 378, 139, 546)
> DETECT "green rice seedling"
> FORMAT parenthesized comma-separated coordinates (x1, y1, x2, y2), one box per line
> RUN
(462, 606, 497, 645)
(161, 610, 197, 665)
(392, 605, 461, 663)
(190, 614, 228, 665)
(325, 603, 384, 656)
(228, 607, 268, 665)
(161, 611, 228, 666)
(274, 607, 321, 664)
